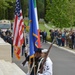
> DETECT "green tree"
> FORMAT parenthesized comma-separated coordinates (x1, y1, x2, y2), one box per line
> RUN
(66, 0, 75, 28)
(0, 0, 15, 20)
(37, 0, 44, 19)
(45, 0, 70, 28)
(0, 0, 45, 20)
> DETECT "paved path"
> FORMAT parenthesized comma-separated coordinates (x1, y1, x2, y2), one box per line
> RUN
(44, 24, 51, 29)
(48, 42, 75, 54)
(42, 42, 75, 75)
(12, 55, 28, 73)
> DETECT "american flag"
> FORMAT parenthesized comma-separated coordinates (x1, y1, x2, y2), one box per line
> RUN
(13, 0, 24, 59)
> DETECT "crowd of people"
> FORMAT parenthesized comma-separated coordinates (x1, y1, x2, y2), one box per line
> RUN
(49, 29, 75, 49)
(0, 29, 13, 44)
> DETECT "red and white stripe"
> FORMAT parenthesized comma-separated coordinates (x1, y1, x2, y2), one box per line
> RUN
(13, 10, 24, 59)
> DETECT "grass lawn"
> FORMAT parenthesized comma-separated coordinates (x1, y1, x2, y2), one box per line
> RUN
(39, 23, 50, 38)
(24, 20, 51, 38)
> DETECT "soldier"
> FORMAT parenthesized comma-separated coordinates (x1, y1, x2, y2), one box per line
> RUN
(37, 49, 53, 75)
(26, 48, 43, 75)
(30, 48, 43, 75)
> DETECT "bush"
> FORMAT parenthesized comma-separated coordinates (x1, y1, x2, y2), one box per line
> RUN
(46, 36, 51, 42)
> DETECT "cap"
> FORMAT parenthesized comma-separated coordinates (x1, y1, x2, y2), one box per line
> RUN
(42, 49, 48, 53)
(35, 48, 43, 53)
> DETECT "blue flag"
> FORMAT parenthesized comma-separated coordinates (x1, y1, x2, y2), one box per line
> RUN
(29, 0, 40, 57)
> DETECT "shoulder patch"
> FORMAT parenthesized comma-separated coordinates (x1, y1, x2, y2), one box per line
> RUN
(47, 66, 50, 70)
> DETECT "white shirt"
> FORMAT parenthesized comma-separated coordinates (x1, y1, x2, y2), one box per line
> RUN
(38, 57, 53, 75)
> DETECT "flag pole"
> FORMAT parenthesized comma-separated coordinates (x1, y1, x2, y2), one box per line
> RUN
(33, 57, 36, 75)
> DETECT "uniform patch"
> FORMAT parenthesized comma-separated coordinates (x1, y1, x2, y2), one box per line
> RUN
(47, 66, 49, 70)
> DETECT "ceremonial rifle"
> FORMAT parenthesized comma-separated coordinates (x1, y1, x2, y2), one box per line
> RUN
(39, 38, 55, 74)
(22, 59, 27, 66)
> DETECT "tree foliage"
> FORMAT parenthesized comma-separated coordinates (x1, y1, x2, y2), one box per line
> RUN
(66, 0, 75, 27)
(0, 0, 15, 20)
(0, 0, 44, 20)
(45, 0, 75, 28)
(0, 0, 75, 28)
(37, 0, 44, 19)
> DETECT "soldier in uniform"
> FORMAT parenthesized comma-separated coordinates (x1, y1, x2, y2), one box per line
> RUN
(37, 49, 53, 75)
(26, 48, 43, 75)
(31, 48, 43, 75)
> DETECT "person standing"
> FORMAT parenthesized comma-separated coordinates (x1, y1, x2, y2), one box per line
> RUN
(37, 49, 53, 75)
(71, 32, 75, 49)
(49, 29, 54, 42)
(42, 30, 47, 43)
(40, 30, 43, 42)
(26, 48, 43, 75)
(61, 31, 66, 46)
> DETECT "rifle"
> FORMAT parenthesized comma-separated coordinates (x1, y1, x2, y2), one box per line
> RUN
(22, 55, 29, 66)
(22, 59, 27, 66)
(39, 38, 55, 73)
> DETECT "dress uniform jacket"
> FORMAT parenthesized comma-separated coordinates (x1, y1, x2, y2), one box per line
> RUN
(37, 57, 53, 75)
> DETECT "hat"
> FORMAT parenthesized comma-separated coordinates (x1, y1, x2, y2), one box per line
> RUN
(35, 48, 43, 53)
(42, 49, 48, 53)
